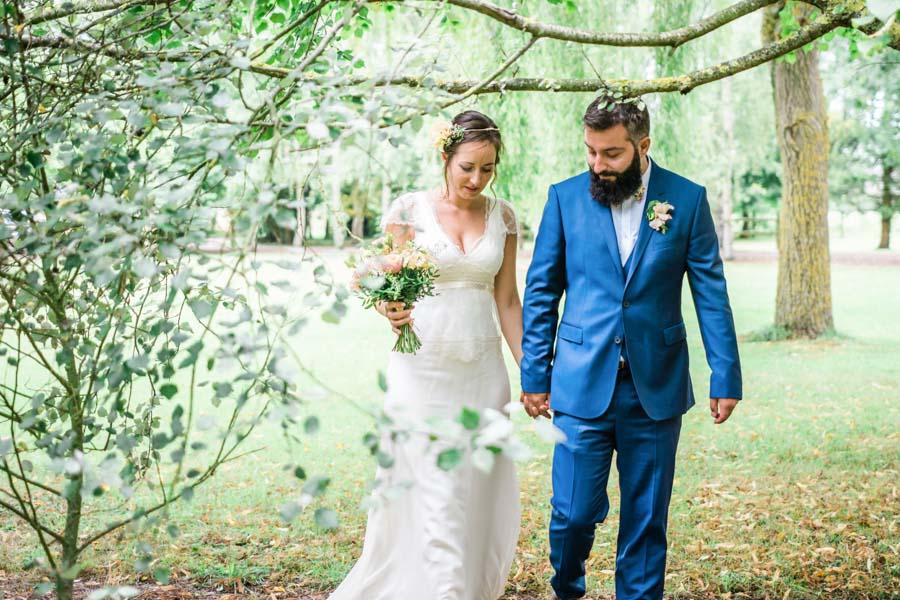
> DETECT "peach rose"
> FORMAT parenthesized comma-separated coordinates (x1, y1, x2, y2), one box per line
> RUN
(381, 254, 404, 274)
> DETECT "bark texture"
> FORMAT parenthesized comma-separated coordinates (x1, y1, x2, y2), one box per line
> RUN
(765, 2, 833, 337)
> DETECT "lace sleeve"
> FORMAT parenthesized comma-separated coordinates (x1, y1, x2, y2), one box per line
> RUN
(499, 199, 519, 236)
(380, 193, 417, 231)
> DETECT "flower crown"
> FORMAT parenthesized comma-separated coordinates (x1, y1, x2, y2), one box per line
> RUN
(429, 119, 499, 151)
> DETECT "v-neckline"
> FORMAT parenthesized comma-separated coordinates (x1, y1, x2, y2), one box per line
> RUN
(428, 190, 492, 257)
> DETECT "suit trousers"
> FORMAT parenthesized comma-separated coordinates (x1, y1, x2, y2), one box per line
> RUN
(548, 371, 682, 600)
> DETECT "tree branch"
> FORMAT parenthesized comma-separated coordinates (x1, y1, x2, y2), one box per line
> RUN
(0, 461, 62, 497)
(250, 9, 846, 97)
(807, 0, 900, 50)
(5, 32, 163, 60)
(250, 0, 332, 60)
(0, 496, 63, 543)
(414, 0, 779, 48)
(23, 0, 174, 27)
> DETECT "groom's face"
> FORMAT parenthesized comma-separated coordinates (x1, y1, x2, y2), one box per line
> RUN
(585, 124, 651, 206)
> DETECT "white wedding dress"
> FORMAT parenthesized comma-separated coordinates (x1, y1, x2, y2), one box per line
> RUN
(329, 190, 521, 600)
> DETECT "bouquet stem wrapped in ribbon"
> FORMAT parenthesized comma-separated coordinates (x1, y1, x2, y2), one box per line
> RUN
(348, 236, 439, 354)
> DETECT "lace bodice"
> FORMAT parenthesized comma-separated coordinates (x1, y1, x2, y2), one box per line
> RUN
(381, 190, 518, 360)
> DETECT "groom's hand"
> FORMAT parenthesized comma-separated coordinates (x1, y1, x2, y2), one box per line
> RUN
(710, 398, 739, 424)
(521, 391, 551, 419)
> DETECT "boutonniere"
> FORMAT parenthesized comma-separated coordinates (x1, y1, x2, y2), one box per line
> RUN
(646, 200, 674, 234)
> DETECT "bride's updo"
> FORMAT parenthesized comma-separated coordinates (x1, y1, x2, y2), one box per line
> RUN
(443, 110, 503, 163)
(441, 111, 503, 193)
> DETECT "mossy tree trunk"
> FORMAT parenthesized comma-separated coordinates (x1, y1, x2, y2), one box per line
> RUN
(764, 2, 833, 338)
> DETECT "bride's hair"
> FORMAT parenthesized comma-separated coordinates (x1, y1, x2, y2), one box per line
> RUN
(444, 111, 503, 160)
(442, 110, 503, 197)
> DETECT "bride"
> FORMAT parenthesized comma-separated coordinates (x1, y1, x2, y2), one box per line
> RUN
(329, 110, 523, 600)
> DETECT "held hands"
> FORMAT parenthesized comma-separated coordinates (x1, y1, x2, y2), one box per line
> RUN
(710, 398, 739, 424)
(377, 301, 414, 335)
(520, 391, 551, 419)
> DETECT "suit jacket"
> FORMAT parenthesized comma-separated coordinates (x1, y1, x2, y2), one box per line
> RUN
(521, 161, 742, 421)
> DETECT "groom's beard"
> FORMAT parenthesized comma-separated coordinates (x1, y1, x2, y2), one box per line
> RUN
(588, 149, 643, 207)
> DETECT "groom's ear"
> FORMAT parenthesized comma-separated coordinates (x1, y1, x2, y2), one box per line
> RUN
(639, 137, 652, 156)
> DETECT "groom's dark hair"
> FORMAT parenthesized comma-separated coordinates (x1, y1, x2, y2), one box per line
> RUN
(583, 95, 650, 143)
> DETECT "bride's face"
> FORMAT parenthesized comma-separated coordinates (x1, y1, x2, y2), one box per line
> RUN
(442, 140, 497, 201)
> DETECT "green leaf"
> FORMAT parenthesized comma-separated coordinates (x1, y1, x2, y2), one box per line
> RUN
(459, 407, 480, 430)
(126, 354, 150, 372)
(302, 475, 330, 496)
(280, 501, 301, 522)
(293, 466, 307, 479)
(153, 567, 171, 584)
(471, 447, 495, 473)
(144, 29, 162, 44)
(437, 448, 462, 471)
(160, 383, 178, 399)
(304, 416, 320, 435)
(61, 563, 81, 579)
(377, 370, 387, 392)
(188, 298, 214, 320)
(375, 450, 394, 468)
(322, 308, 341, 325)
(315, 508, 339, 530)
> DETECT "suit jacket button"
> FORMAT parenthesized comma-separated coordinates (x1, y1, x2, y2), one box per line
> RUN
(614, 336, 622, 345)
(623, 300, 631, 308)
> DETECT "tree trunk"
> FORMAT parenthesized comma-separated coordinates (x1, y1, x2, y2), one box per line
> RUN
(720, 77, 736, 260)
(293, 173, 306, 248)
(57, 319, 85, 600)
(57, 490, 82, 600)
(879, 162, 893, 249)
(350, 184, 365, 240)
(329, 173, 345, 248)
(764, 3, 833, 338)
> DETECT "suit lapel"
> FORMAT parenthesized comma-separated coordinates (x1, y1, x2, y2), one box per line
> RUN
(583, 185, 625, 281)
(624, 162, 667, 290)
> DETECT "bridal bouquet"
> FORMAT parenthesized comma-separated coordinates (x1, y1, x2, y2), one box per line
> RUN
(348, 236, 439, 354)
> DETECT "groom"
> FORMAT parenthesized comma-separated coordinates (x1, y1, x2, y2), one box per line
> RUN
(520, 95, 742, 600)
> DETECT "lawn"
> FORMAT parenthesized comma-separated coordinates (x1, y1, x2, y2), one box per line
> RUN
(1, 244, 898, 599)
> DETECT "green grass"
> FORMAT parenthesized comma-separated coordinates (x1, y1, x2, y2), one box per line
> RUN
(2, 252, 899, 599)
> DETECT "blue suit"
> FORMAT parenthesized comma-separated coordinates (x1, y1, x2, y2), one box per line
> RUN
(521, 162, 742, 599)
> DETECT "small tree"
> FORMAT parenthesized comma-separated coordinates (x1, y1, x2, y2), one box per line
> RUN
(0, 2, 356, 597)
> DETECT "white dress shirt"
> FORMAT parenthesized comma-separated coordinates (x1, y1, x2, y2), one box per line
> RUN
(610, 159, 652, 266)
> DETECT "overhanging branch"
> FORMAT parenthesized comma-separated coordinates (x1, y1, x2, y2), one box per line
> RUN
(24, 0, 175, 27)
(399, 0, 780, 48)
(250, 9, 846, 97)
